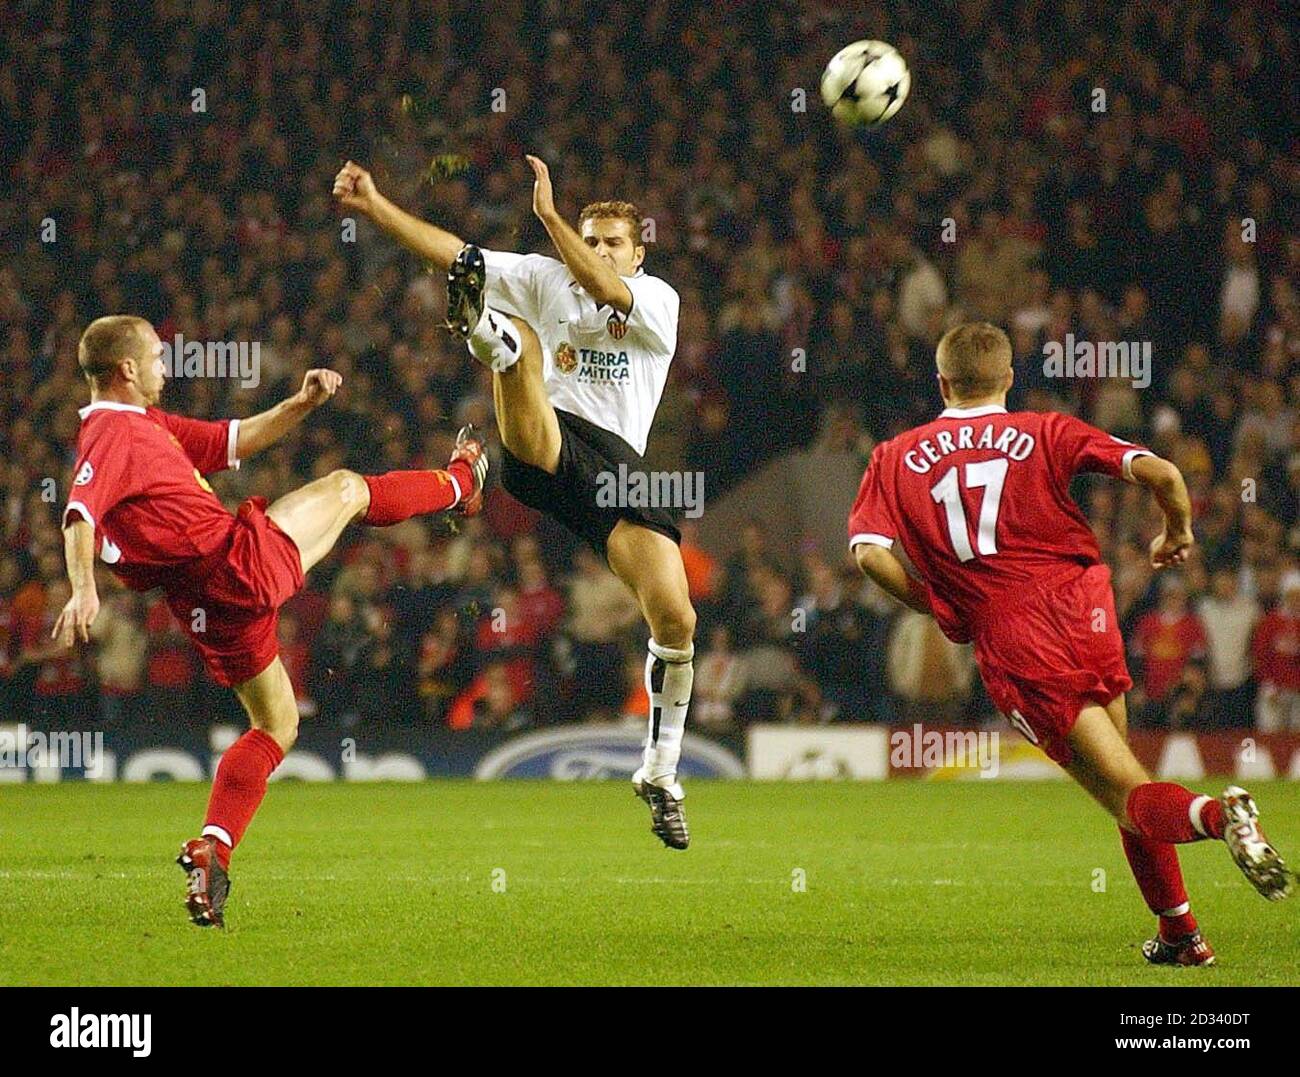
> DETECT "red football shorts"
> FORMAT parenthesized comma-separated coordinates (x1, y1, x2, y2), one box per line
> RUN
(972, 563, 1132, 767)
(166, 497, 305, 687)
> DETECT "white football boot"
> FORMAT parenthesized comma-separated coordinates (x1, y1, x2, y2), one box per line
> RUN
(1220, 785, 1293, 901)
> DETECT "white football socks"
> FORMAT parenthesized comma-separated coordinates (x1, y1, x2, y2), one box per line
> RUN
(642, 638, 694, 786)
(466, 305, 523, 373)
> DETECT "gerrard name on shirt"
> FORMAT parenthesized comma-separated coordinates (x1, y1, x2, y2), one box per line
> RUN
(903, 422, 1037, 475)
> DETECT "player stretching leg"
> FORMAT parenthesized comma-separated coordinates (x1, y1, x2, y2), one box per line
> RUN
(849, 323, 1292, 966)
(52, 316, 488, 926)
(334, 159, 695, 849)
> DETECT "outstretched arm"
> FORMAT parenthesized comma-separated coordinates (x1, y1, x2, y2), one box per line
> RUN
(526, 155, 633, 314)
(1130, 454, 1194, 568)
(236, 369, 341, 460)
(854, 543, 933, 615)
(333, 160, 465, 271)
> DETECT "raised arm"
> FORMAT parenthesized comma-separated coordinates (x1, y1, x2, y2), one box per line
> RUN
(333, 160, 465, 272)
(526, 155, 633, 314)
(52, 519, 99, 646)
(1130, 454, 1194, 568)
(236, 369, 341, 460)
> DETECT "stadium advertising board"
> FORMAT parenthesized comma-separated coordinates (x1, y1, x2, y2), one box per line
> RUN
(0, 721, 744, 783)
(746, 726, 1300, 782)
(5, 721, 1298, 782)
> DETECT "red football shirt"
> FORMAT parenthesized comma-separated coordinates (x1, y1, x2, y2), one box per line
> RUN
(62, 401, 242, 592)
(848, 405, 1152, 640)
(1253, 610, 1300, 690)
(1133, 610, 1208, 701)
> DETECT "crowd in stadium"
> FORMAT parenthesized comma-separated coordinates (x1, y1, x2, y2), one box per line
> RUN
(2, 1, 1298, 736)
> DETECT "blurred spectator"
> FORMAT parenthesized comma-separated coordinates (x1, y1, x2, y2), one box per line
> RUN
(142, 597, 197, 724)
(277, 612, 316, 719)
(564, 548, 641, 721)
(1196, 568, 1259, 726)
(886, 610, 973, 725)
(516, 559, 565, 639)
(89, 590, 146, 724)
(1132, 576, 1208, 726)
(1252, 572, 1300, 732)
(21, 579, 90, 727)
(796, 559, 890, 722)
(692, 625, 746, 732)
(416, 608, 473, 722)
(448, 661, 532, 732)
(678, 519, 720, 609)
(311, 593, 371, 723)
(1165, 661, 1217, 731)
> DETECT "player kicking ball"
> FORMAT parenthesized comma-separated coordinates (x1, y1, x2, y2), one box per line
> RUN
(53, 316, 488, 927)
(849, 322, 1292, 966)
(333, 158, 696, 850)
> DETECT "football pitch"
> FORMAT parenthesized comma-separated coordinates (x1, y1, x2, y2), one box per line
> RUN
(2, 780, 1295, 986)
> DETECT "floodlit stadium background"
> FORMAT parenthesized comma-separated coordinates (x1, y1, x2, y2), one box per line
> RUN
(2, 0, 1298, 752)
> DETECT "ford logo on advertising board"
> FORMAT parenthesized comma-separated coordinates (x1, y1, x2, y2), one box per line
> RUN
(474, 725, 745, 780)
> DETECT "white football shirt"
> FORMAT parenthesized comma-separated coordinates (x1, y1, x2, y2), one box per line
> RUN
(481, 249, 680, 456)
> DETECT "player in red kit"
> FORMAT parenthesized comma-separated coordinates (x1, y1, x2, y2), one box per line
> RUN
(52, 315, 489, 928)
(849, 322, 1292, 966)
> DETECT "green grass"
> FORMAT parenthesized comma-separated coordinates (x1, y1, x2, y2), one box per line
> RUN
(0, 780, 1296, 985)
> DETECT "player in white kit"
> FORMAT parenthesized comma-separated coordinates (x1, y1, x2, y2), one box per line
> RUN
(334, 157, 695, 848)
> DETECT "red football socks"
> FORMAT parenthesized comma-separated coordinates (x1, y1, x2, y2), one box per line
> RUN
(362, 464, 472, 526)
(202, 729, 285, 870)
(1119, 827, 1198, 940)
(1126, 781, 1225, 844)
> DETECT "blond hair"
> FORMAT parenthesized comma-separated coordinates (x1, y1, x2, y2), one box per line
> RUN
(78, 315, 150, 386)
(935, 322, 1013, 400)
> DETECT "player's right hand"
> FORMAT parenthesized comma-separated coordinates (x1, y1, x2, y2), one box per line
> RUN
(1149, 527, 1193, 569)
(333, 161, 378, 214)
(51, 589, 99, 647)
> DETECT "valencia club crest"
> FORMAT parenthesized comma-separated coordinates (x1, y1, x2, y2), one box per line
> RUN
(555, 341, 579, 374)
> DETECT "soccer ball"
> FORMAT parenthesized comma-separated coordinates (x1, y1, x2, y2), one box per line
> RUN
(820, 40, 911, 127)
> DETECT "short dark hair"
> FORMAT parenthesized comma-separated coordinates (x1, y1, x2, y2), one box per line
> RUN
(578, 200, 643, 241)
(78, 315, 149, 386)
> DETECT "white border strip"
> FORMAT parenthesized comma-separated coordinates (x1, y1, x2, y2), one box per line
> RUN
(227, 418, 241, 470)
(62, 500, 94, 529)
(1121, 448, 1154, 483)
(849, 532, 894, 551)
(1188, 794, 1212, 837)
(201, 823, 234, 847)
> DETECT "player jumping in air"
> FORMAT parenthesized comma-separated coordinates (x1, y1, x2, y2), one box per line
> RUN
(333, 158, 695, 849)
(54, 316, 488, 926)
(849, 322, 1292, 966)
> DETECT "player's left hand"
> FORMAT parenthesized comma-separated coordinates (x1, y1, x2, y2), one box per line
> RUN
(298, 369, 342, 408)
(526, 155, 557, 222)
(1149, 527, 1193, 568)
